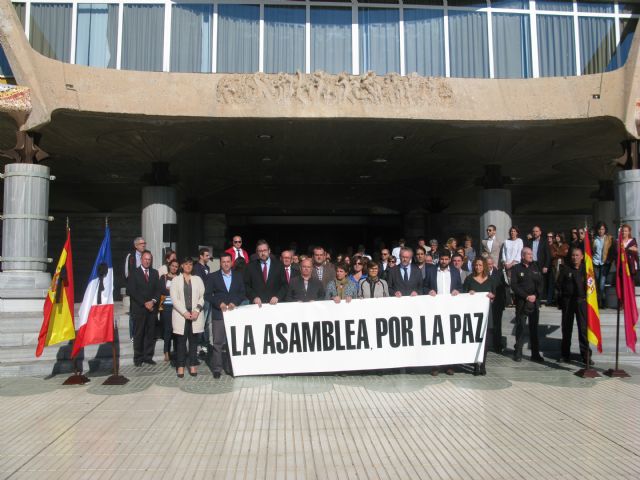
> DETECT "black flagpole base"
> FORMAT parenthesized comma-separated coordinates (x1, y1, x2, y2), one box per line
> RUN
(574, 368, 601, 378)
(102, 374, 129, 385)
(604, 368, 631, 378)
(63, 373, 90, 385)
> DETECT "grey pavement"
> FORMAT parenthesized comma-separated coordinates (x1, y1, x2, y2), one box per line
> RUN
(1, 306, 639, 479)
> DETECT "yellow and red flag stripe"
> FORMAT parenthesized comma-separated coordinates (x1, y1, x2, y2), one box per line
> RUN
(583, 226, 603, 353)
(36, 228, 75, 357)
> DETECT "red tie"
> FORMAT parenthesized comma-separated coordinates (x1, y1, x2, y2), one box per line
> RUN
(144, 269, 149, 282)
(262, 262, 268, 283)
(286, 267, 290, 284)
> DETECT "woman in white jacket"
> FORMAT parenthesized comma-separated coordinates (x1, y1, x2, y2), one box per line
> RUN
(502, 226, 523, 272)
(170, 257, 205, 378)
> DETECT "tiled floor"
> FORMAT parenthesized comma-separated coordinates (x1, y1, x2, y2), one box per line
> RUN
(1, 351, 639, 479)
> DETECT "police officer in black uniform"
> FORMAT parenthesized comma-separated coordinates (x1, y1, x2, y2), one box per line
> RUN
(556, 247, 592, 365)
(511, 247, 544, 362)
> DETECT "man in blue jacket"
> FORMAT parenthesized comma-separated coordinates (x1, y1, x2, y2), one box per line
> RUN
(205, 252, 246, 378)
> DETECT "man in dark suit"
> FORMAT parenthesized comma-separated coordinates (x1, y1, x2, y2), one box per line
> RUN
(127, 250, 161, 366)
(124, 236, 146, 340)
(245, 239, 288, 306)
(286, 258, 325, 302)
(205, 252, 246, 378)
(311, 246, 336, 289)
(424, 250, 463, 296)
(525, 225, 551, 274)
(425, 250, 462, 376)
(280, 250, 300, 286)
(388, 247, 423, 297)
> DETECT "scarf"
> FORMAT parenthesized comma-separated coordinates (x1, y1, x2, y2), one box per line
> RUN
(335, 277, 350, 299)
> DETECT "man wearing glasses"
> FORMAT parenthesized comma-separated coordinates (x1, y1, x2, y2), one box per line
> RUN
(225, 235, 249, 266)
(481, 225, 502, 267)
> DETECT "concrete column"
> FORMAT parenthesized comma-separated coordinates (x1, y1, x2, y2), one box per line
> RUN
(593, 201, 616, 231)
(615, 169, 640, 237)
(0, 163, 53, 311)
(142, 186, 177, 269)
(479, 189, 512, 243)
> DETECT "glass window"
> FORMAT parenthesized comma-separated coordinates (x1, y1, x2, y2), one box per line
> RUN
(264, 6, 305, 74)
(608, 18, 638, 70)
(493, 13, 532, 78)
(14, 3, 26, 26)
(448, 10, 489, 78)
(491, 0, 528, 8)
(579, 16, 615, 74)
(577, 1, 614, 13)
(403, 0, 443, 5)
(537, 15, 575, 76)
(76, 4, 118, 69)
(171, 4, 213, 73)
(29, 3, 72, 62)
(448, 0, 486, 6)
(619, 3, 640, 14)
(536, 0, 573, 11)
(359, 8, 400, 75)
(311, 7, 351, 74)
(404, 8, 445, 77)
(217, 4, 259, 73)
(122, 4, 164, 71)
(0, 47, 12, 77)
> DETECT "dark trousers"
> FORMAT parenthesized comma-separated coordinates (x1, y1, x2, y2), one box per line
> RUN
(546, 271, 556, 304)
(133, 310, 157, 363)
(176, 318, 198, 368)
(211, 319, 228, 374)
(561, 298, 590, 358)
(593, 264, 610, 306)
(492, 306, 504, 351)
(514, 301, 540, 358)
(160, 306, 176, 354)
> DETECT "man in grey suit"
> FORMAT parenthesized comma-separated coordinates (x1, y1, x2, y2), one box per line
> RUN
(388, 247, 423, 297)
(481, 225, 503, 266)
(311, 246, 336, 288)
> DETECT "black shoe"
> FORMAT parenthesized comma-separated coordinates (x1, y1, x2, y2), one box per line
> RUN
(134, 361, 142, 367)
(480, 364, 487, 376)
(531, 354, 544, 363)
(189, 369, 197, 377)
(213, 372, 221, 379)
(582, 357, 595, 366)
(513, 354, 522, 362)
(493, 346, 504, 354)
(145, 360, 157, 366)
(177, 373, 184, 378)
(431, 369, 439, 376)
(445, 368, 454, 376)
(560, 356, 571, 363)
(473, 365, 480, 376)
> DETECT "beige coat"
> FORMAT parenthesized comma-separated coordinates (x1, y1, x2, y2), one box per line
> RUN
(170, 274, 205, 335)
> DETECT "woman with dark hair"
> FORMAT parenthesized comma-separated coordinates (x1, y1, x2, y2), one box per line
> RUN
(326, 262, 358, 303)
(349, 256, 367, 284)
(463, 257, 496, 376)
(620, 223, 639, 284)
(159, 258, 179, 362)
(157, 250, 176, 277)
(502, 226, 523, 273)
(170, 257, 205, 378)
(358, 262, 390, 298)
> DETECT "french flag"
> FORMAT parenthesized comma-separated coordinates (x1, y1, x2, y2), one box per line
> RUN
(71, 226, 114, 358)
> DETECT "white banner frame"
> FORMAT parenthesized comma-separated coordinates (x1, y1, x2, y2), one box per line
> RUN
(224, 294, 490, 376)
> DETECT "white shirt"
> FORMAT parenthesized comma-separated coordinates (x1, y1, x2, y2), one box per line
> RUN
(502, 238, 523, 265)
(391, 246, 402, 260)
(532, 238, 540, 261)
(487, 236, 494, 253)
(436, 267, 451, 295)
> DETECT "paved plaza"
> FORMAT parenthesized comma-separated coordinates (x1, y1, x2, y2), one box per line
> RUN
(1, 308, 640, 479)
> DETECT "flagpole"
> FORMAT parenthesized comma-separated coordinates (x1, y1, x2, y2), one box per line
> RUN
(605, 224, 630, 378)
(103, 217, 129, 385)
(63, 219, 90, 385)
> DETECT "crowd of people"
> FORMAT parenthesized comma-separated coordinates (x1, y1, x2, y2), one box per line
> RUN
(123, 223, 639, 379)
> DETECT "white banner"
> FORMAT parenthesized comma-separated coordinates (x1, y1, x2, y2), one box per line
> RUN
(224, 294, 490, 376)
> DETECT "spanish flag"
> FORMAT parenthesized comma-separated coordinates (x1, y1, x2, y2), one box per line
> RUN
(36, 228, 75, 357)
(584, 227, 603, 353)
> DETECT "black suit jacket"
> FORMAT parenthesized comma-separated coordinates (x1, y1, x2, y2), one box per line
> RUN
(424, 266, 463, 294)
(285, 276, 325, 302)
(283, 265, 301, 286)
(205, 270, 247, 321)
(245, 258, 288, 303)
(388, 264, 424, 296)
(525, 238, 551, 270)
(127, 266, 161, 314)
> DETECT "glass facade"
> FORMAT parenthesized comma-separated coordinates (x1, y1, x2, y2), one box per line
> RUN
(1, 1, 639, 79)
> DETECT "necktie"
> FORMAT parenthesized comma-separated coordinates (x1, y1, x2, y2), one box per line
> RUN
(262, 262, 268, 283)
(286, 267, 290, 284)
(237, 248, 241, 260)
(144, 269, 149, 282)
(402, 267, 408, 281)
